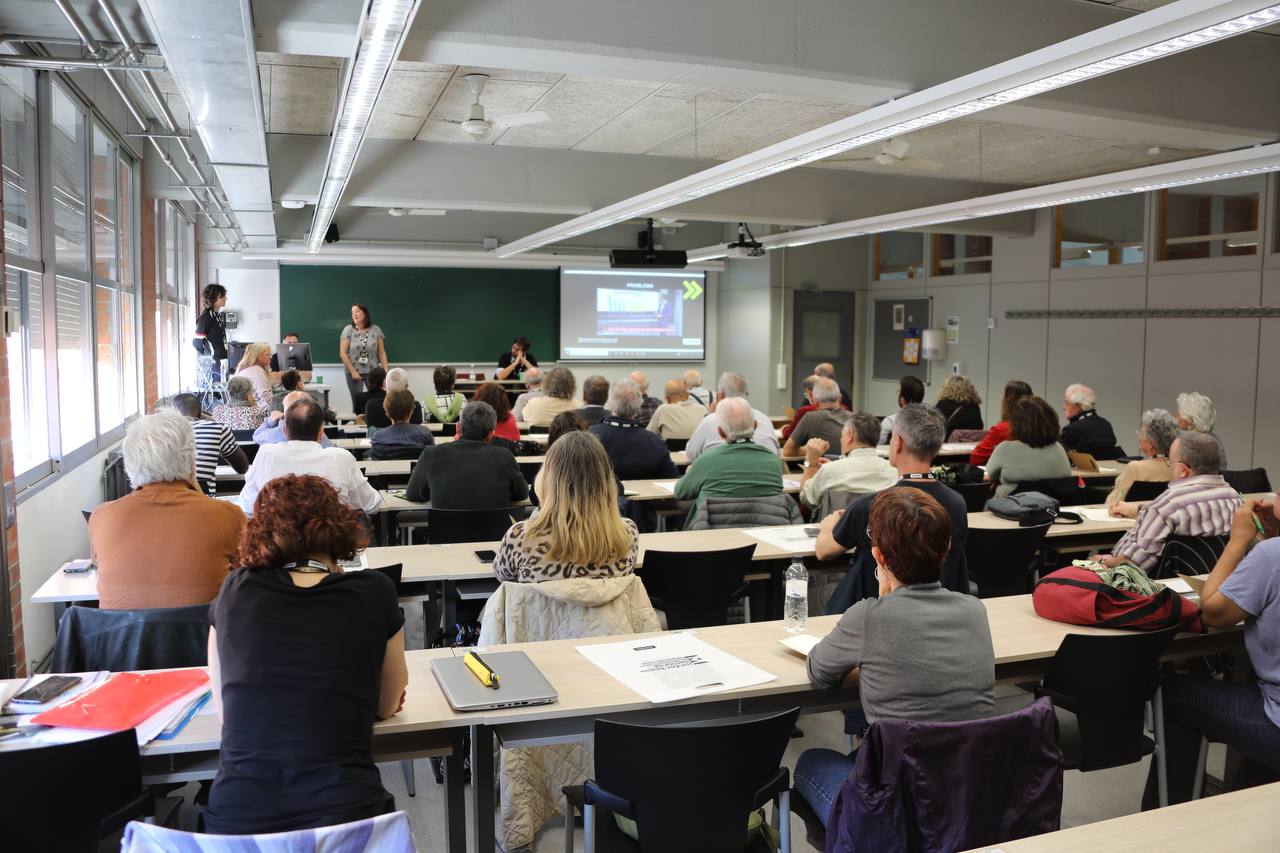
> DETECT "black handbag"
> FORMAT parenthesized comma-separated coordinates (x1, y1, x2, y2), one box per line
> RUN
(985, 491, 1061, 526)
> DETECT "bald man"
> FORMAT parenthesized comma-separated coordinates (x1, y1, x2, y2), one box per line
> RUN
(628, 370, 663, 426)
(673, 397, 784, 524)
(254, 390, 334, 448)
(684, 369, 712, 408)
(646, 378, 709, 440)
(812, 362, 853, 408)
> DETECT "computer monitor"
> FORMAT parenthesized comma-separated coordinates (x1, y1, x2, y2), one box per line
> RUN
(226, 341, 249, 373)
(275, 342, 313, 372)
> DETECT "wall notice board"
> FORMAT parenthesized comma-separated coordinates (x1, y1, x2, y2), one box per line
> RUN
(872, 297, 931, 383)
(278, 265, 559, 364)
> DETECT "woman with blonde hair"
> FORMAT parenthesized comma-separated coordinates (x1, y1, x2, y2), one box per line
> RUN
(234, 342, 276, 408)
(935, 374, 984, 432)
(493, 430, 638, 583)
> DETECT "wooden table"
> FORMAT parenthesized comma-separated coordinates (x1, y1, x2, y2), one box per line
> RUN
(959, 782, 1280, 852)
(874, 441, 977, 460)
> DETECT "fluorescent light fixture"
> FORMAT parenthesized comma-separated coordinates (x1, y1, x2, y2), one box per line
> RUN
(685, 143, 1280, 259)
(496, 0, 1280, 258)
(306, 0, 422, 252)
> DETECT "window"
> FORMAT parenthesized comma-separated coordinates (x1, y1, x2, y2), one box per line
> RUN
(0, 67, 38, 259)
(1055, 195, 1145, 268)
(51, 84, 88, 272)
(874, 232, 924, 280)
(5, 268, 48, 475)
(932, 233, 992, 276)
(155, 201, 196, 398)
(118, 155, 138, 419)
(1158, 176, 1264, 261)
(92, 128, 116, 280)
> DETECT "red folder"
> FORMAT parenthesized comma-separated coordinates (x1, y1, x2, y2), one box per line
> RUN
(31, 669, 209, 731)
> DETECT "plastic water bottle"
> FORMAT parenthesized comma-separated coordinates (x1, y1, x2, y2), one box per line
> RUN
(784, 558, 808, 633)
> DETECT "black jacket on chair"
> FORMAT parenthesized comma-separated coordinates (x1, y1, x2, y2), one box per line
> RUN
(1061, 411, 1119, 458)
(51, 604, 210, 673)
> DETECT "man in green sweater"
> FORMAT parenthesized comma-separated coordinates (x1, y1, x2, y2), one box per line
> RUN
(674, 396, 783, 524)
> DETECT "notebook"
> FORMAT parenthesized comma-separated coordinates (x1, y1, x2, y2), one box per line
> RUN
(32, 670, 209, 731)
(431, 651, 558, 712)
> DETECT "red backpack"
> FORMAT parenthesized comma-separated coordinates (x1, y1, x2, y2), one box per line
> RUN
(1032, 566, 1203, 633)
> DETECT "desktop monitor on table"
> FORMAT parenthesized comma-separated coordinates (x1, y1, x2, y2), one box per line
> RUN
(226, 341, 249, 374)
(275, 342, 313, 372)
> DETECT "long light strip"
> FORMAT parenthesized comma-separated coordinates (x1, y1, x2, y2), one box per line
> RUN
(682, 143, 1280, 261)
(496, 0, 1280, 258)
(306, 0, 422, 252)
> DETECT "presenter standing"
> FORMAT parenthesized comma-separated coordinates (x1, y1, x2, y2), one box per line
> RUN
(495, 335, 538, 380)
(193, 284, 228, 381)
(340, 304, 388, 405)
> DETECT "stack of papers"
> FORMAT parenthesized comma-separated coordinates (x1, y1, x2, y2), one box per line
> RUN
(742, 526, 820, 551)
(577, 633, 776, 704)
(651, 480, 678, 493)
(1075, 506, 1123, 523)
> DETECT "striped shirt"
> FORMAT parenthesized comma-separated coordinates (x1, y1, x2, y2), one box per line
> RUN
(1112, 474, 1240, 572)
(190, 418, 239, 496)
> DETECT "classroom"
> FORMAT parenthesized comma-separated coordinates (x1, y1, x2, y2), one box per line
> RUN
(0, 0, 1278, 850)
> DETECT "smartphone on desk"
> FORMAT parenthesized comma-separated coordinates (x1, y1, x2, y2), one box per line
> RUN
(63, 560, 94, 574)
(11, 675, 82, 706)
(475, 549, 498, 564)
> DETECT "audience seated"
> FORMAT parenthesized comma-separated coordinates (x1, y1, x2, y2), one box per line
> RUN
(628, 370, 662, 426)
(782, 375, 821, 441)
(683, 368, 712, 408)
(473, 381, 521, 442)
(1099, 431, 1238, 572)
(425, 365, 467, 424)
(985, 396, 1072, 497)
(352, 367, 386, 423)
(969, 380, 1033, 466)
(1106, 408, 1177, 507)
(255, 390, 334, 447)
(511, 366, 544, 422)
(369, 390, 435, 460)
(405, 401, 528, 508)
(674, 397, 784, 522)
(238, 397, 381, 516)
(590, 379, 680, 480)
(212, 376, 269, 431)
(169, 392, 248, 495)
(935, 374, 984, 432)
(685, 372, 780, 460)
(270, 368, 303, 411)
(204, 474, 407, 834)
(89, 410, 244, 610)
(1144, 495, 1280, 807)
(494, 431, 640, 583)
(576, 374, 610, 426)
(1060, 383, 1119, 458)
(817, 404, 971, 604)
(234, 343, 276, 408)
(646, 378, 709, 440)
(814, 362, 853, 408)
(799, 411, 898, 511)
(797, 486, 995, 827)
(522, 366, 578, 427)
(547, 410, 589, 448)
(1177, 391, 1228, 469)
(877, 375, 925, 445)
(365, 367, 424, 428)
(782, 378, 849, 457)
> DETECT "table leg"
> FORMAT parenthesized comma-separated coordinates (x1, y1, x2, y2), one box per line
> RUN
(443, 728, 467, 853)
(472, 724, 496, 853)
(443, 579, 457, 640)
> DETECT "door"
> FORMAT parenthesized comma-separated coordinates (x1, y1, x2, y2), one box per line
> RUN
(791, 290, 855, 409)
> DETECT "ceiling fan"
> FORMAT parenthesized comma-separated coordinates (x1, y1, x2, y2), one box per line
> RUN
(832, 138, 944, 171)
(444, 73, 550, 141)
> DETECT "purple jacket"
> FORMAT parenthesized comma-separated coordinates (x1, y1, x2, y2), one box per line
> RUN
(826, 698, 1063, 853)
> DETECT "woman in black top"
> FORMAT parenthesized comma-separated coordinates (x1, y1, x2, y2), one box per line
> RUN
(934, 373, 984, 433)
(495, 335, 538, 380)
(193, 284, 228, 381)
(205, 474, 408, 834)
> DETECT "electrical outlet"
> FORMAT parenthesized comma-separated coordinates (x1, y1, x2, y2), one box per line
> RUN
(986, 317, 996, 331)
(776, 363, 788, 390)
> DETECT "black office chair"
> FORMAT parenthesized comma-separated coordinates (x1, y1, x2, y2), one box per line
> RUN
(0, 729, 164, 851)
(948, 481, 995, 513)
(966, 523, 1050, 598)
(1035, 625, 1179, 806)
(1013, 477, 1092, 506)
(528, 425, 549, 434)
(636, 545, 757, 628)
(563, 707, 800, 853)
(1223, 468, 1271, 494)
(50, 604, 210, 673)
(1122, 480, 1168, 502)
(1152, 534, 1229, 580)
(425, 506, 522, 544)
(665, 437, 689, 452)
(231, 428, 255, 443)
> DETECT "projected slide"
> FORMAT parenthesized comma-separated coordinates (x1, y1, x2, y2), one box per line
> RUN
(560, 269, 705, 360)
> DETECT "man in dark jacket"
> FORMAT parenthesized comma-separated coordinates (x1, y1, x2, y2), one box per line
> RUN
(1060, 383, 1120, 459)
(576, 374, 610, 426)
(590, 379, 680, 480)
(405, 401, 528, 508)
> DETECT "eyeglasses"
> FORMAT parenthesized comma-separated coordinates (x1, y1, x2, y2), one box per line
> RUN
(866, 525, 873, 541)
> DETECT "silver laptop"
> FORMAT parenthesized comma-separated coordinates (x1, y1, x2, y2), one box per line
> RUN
(430, 651, 558, 712)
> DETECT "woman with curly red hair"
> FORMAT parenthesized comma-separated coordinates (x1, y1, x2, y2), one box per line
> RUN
(204, 474, 408, 834)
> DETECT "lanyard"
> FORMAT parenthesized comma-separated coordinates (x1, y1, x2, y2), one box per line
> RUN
(899, 472, 935, 482)
(284, 559, 331, 574)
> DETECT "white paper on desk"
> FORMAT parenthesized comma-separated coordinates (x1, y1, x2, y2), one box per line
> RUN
(1075, 506, 1122, 523)
(651, 480, 677, 493)
(1158, 577, 1194, 595)
(778, 634, 821, 657)
(782, 478, 802, 490)
(1098, 466, 1119, 474)
(576, 633, 776, 704)
(742, 526, 819, 551)
(21, 683, 209, 747)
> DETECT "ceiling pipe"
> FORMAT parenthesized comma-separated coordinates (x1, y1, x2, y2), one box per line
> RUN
(0, 53, 162, 72)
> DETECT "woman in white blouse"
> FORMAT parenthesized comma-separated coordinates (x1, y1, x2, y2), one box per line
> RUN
(235, 343, 277, 409)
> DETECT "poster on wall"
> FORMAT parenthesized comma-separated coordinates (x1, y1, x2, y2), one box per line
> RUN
(946, 315, 960, 344)
(892, 304, 905, 330)
(903, 329, 921, 365)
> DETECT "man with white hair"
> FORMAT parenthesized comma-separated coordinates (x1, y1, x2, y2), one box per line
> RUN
(674, 396, 784, 517)
(1060, 383, 1120, 459)
(254, 390, 335, 447)
(89, 410, 244, 609)
(814, 362, 853, 408)
(628, 370, 662, 426)
(512, 366, 544, 423)
(781, 377, 848, 457)
(590, 378, 679, 479)
(685, 372, 781, 460)
(365, 366, 424, 427)
(646, 379, 709, 441)
(684, 369, 712, 408)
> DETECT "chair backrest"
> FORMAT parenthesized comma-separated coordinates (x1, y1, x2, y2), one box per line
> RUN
(439, 422, 457, 438)
(371, 563, 403, 588)
(121, 810, 417, 852)
(51, 604, 210, 673)
(1092, 444, 1127, 461)
(1153, 534, 1229, 580)
(1122, 480, 1168, 502)
(323, 425, 341, 439)
(817, 489, 857, 519)
(426, 506, 520, 544)
(948, 428, 986, 443)
(102, 449, 132, 500)
(1013, 476, 1091, 506)
(1, 729, 145, 851)
(231, 428, 256, 442)
(636, 545, 757, 629)
(695, 494, 802, 531)
(1223, 467, 1271, 494)
(948, 480, 995, 513)
(592, 707, 801, 853)
(665, 437, 688, 452)
(965, 523, 1050, 598)
(528, 424, 549, 434)
(1038, 625, 1179, 770)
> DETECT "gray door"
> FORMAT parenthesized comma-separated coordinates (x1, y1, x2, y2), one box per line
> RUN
(791, 290, 855, 408)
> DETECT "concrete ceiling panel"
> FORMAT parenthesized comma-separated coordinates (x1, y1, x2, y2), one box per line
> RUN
(649, 95, 842, 159)
(575, 86, 753, 154)
(367, 67, 453, 139)
(416, 77, 552, 142)
(265, 63, 340, 135)
(494, 75, 662, 148)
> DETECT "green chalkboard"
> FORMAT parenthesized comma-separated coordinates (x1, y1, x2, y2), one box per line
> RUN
(278, 265, 559, 364)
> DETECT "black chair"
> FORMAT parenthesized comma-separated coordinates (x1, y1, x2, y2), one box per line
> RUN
(0, 728, 160, 851)
(966, 523, 1050, 598)
(51, 604, 210, 673)
(948, 480, 994, 513)
(1013, 477, 1092, 506)
(438, 422, 457, 438)
(528, 425, 549, 435)
(636, 545, 756, 628)
(1122, 480, 1169, 502)
(1223, 468, 1271, 494)
(323, 425, 341, 439)
(231, 428, 255, 443)
(665, 437, 689, 452)
(426, 506, 522, 544)
(564, 707, 800, 853)
(1153, 534, 1229, 580)
(1091, 444, 1127, 461)
(1035, 625, 1179, 806)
